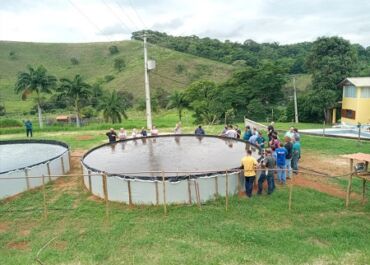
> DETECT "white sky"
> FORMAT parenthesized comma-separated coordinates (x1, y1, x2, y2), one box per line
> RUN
(0, 0, 369, 47)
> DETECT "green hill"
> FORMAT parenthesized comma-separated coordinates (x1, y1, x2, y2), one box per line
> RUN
(0, 40, 235, 114)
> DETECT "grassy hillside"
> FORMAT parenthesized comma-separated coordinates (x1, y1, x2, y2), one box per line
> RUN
(0, 40, 235, 114)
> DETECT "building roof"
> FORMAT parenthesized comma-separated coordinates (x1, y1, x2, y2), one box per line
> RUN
(341, 153, 370, 162)
(338, 77, 370, 87)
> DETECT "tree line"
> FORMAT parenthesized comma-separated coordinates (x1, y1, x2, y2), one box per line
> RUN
(132, 30, 370, 77)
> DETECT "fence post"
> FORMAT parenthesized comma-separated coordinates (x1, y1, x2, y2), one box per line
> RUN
(346, 173, 353, 208)
(42, 175, 48, 219)
(225, 171, 229, 211)
(46, 162, 52, 182)
(88, 170, 92, 192)
(215, 176, 219, 197)
(162, 171, 167, 215)
(194, 180, 201, 210)
(102, 174, 109, 221)
(187, 176, 192, 204)
(155, 181, 159, 206)
(61, 156, 65, 175)
(288, 177, 293, 211)
(127, 180, 133, 206)
(24, 168, 30, 190)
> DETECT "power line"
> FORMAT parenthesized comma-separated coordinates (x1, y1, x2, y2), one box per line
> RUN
(101, 0, 132, 34)
(114, 0, 141, 31)
(67, 0, 112, 42)
(127, 0, 147, 30)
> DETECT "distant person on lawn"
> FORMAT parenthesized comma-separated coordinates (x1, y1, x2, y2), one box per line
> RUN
(24, 120, 33, 138)
(257, 149, 276, 195)
(106, 128, 117, 143)
(240, 149, 258, 198)
(174, 123, 182, 134)
(195, 125, 205, 135)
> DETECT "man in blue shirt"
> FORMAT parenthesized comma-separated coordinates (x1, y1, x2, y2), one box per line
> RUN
(195, 125, 205, 135)
(256, 132, 266, 149)
(24, 120, 33, 138)
(275, 143, 288, 184)
(243, 126, 252, 141)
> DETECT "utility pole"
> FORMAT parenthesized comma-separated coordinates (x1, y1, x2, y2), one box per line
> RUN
(293, 76, 299, 123)
(143, 32, 152, 130)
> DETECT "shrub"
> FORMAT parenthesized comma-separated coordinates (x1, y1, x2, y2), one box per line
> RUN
(0, 118, 23, 127)
(114, 58, 126, 72)
(175, 64, 186, 74)
(81, 106, 96, 118)
(70, 57, 79, 65)
(9, 51, 16, 60)
(104, 75, 115, 82)
(0, 104, 5, 116)
(109, 45, 119, 55)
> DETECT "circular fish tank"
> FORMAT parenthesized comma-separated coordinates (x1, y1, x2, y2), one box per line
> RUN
(81, 135, 261, 205)
(0, 140, 71, 199)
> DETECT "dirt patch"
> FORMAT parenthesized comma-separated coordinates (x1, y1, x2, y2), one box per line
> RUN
(54, 151, 84, 191)
(51, 240, 68, 250)
(0, 222, 9, 233)
(300, 152, 349, 176)
(75, 135, 93, 141)
(293, 175, 361, 200)
(7, 241, 30, 250)
(18, 229, 31, 237)
(87, 195, 103, 202)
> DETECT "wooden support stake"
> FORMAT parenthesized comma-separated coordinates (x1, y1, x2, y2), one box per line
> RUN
(215, 176, 219, 197)
(68, 150, 72, 171)
(155, 181, 159, 206)
(88, 170, 92, 192)
(349, 159, 353, 174)
(237, 171, 241, 195)
(42, 175, 48, 219)
(225, 171, 229, 211)
(187, 177, 192, 204)
(102, 174, 109, 221)
(61, 156, 65, 175)
(25, 168, 30, 190)
(46, 162, 52, 182)
(162, 171, 167, 215)
(127, 180, 133, 206)
(288, 178, 293, 211)
(195, 181, 201, 210)
(346, 173, 353, 208)
(362, 178, 366, 205)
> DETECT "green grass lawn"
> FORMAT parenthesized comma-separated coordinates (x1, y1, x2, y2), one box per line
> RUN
(0, 183, 369, 265)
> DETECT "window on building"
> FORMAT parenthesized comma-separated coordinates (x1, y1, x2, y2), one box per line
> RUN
(343, 85, 356, 98)
(360, 87, 370, 98)
(341, 109, 356, 119)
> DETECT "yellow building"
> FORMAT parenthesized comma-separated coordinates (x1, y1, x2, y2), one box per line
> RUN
(339, 77, 370, 125)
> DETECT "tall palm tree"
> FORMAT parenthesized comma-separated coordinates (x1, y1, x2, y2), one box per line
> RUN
(99, 90, 128, 123)
(59, 75, 91, 127)
(15, 65, 57, 128)
(167, 91, 187, 121)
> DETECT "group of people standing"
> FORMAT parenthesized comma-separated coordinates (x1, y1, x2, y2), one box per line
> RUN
(240, 123, 301, 197)
(105, 126, 159, 143)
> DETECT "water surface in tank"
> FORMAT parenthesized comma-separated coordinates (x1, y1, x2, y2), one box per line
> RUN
(0, 143, 67, 173)
(83, 136, 258, 176)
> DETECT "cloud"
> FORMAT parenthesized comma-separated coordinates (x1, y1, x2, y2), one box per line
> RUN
(0, 0, 369, 46)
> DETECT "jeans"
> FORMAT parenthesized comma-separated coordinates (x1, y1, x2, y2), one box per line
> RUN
(292, 155, 299, 172)
(277, 165, 286, 184)
(244, 176, 255, 197)
(285, 158, 292, 178)
(257, 172, 274, 194)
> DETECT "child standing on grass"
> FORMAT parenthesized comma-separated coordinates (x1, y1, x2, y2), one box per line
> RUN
(257, 149, 276, 195)
(292, 138, 301, 174)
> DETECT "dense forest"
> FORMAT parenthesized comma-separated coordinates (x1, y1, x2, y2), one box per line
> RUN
(132, 30, 370, 76)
